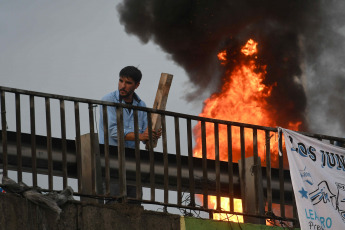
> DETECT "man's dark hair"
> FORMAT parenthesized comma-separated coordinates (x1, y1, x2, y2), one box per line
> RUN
(119, 66, 142, 83)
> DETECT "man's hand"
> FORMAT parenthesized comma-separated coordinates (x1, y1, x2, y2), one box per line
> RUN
(139, 128, 162, 142)
(125, 128, 162, 144)
(154, 128, 162, 141)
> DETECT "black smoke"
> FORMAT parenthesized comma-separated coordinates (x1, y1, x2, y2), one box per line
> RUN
(117, 0, 345, 136)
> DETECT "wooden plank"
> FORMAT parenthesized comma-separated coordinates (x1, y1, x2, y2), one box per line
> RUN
(80, 133, 102, 203)
(80, 133, 94, 203)
(238, 156, 265, 224)
(146, 73, 173, 149)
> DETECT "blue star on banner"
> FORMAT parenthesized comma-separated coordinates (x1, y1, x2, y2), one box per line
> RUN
(299, 187, 308, 199)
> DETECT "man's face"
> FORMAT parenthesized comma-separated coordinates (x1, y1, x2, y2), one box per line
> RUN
(118, 76, 140, 99)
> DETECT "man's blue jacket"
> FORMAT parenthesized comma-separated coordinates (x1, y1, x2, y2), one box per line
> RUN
(98, 90, 148, 148)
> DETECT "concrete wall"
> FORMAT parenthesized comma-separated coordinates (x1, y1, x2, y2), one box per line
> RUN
(0, 193, 180, 230)
(0, 193, 298, 230)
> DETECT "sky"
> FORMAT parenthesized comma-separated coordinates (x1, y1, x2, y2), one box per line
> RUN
(0, 0, 206, 117)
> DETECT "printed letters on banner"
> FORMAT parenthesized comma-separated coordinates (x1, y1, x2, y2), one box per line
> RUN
(280, 128, 345, 230)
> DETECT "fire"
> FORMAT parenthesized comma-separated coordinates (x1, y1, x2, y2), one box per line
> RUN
(241, 39, 258, 56)
(193, 39, 302, 222)
(217, 50, 227, 64)
(209, 196, 243, 222)
(193, 38, 275, 162)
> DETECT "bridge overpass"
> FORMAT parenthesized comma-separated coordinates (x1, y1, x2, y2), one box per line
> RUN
(2, 85, 344, 226)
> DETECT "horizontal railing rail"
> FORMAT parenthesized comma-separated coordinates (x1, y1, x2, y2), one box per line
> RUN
(1, 85, 344, 227)
(1, 85, 343, 141)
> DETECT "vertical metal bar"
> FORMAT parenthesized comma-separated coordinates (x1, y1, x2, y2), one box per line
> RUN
(30, 95, 37, 187)
(187, 118, 195, 206)
(15, 93, 22, 182)
(89, 103, 96, 194)
(103, 105, 110, 195)
(116, 106, 127, 198)
(278, 129, 285, 218)
(133, 109, 141, 200)
(227, 125, 234, 212)
(265, 130, 272, 213)
(161, 114, 169, 205)
(74, 102, 82, 192)
(253, 128, 259, 215)
(147, 112, 155, 201)
(174, 116, 182, 206)
(214, 123, 221, 211)
(60, 99, 67, 188)
(1, 91, 8, 177)
(45, 97, 53, 190)
(293, 192, 299, 227)
(240, 126, 246, 213)
(201, 121, 208, 209)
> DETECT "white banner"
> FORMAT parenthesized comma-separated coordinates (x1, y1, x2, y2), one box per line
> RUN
(280, 128, 345, 230)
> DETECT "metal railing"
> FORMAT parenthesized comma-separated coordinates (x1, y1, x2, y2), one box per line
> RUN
(1, 85, 345, 227)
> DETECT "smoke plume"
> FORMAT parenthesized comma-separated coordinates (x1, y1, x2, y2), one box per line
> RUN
(117, 0, 345, 136)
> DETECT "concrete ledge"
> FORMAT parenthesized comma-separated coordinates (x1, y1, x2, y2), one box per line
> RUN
(0, 193, 298, 230)
(0, 193, 180, 230)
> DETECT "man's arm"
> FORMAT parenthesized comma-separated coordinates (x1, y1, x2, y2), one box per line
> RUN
(124, 128, 162, 142)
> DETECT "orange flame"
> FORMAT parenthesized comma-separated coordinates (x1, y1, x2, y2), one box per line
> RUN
(193, 39, 275, 162)
(193, 39, 301, 222)
(217, 50, 227, 65)
(241, 39, 258, 56)
(209, 196, 244, 222)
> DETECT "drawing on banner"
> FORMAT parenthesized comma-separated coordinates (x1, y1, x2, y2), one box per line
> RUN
(308, 181, 345, 223)
(335, 183, 345, 222)
(310, 181, 336, 207)
(300, 166, 314, 186)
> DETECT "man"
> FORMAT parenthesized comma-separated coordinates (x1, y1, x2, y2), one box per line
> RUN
(99, 66, 160, 204)
(99, 66, 160, 147)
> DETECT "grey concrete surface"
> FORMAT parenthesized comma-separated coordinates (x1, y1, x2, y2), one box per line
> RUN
(0, 193, 180, 230)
